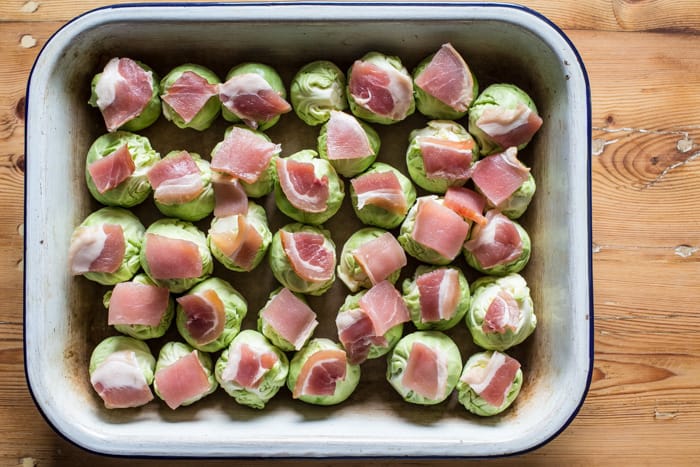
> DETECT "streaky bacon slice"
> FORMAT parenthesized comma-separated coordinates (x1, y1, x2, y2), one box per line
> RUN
(161, 71, 218, 123)
(476, 103, 543, 149)
(461, 351, 521, 407)
(211, 126, 280, 184)
(470, 147, 530, 207)
(348, 60, 413, 120)
(147, 151, 204, 205)
(444, 186, 487, 226)
(108, 281, 170, 327)
(416, 268, 461, 323)
(325, 110, 373, 160)
(209, 214, 263, 271)
(276, 158, 329, 213)
(212, 173, 248, 218)
(90, 350, 154, 409)
(88, 144, 135, 194)
(351, 170, 407, 215)
(260, 288, 318, 350)
(358, 280, 410, 337)
(412, 198, 470, 261)
(279, 229, 335, 282)
(219, 73, 291, 128)
(419, 137, 474, 183)
(352, 232, 407, 286)
(482, 290, 521, 334)
(463, 210, 523, 269)
(95, 57, 154, 132)
(414, 43, 475, 112)
(336, 308, 387, 365)
(401, 342, 446, 400)
(154, 351, 212, 410)
(221, 342, 278, 389)
(69, 224, 125, 275)
(292, 348, 347, 399)
(176, 289, 226, 346)
(144, 233, 202, 280)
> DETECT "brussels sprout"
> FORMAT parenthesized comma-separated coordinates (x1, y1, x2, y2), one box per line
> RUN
(208, 202, 272, 272)
(290, 60, 348, 126)
(457, 350, 523, 416)
(215, 330, 289, 409)
(153, 341, 218, 409)
(68, 206, 145, 285)
(402, 265, 470, 331)
(85, 131, 160, 207)
(463, 211, 531, 276)
(268, 223, 336, 296)
(466, 273, 536, 351)
(274, 149, 345, 225)
(468, 83, 542, 155)
(102, 273, 174, 339)
(88, 335, 156, 409)
(221, 62, 288, 131)
(386, 331, 462, 405)
(160, 64, 221, 130)
(347, 51, 415, 124)
(287, 338, 361, 406)
(349, 162, 416, 229)
(405, 120, 478, 194)
(337, 227, 402, 292)
(150, 151, 215, 221)
(317, 111, 381, 177)
(140, 218, 213, 293)
(257, 287, 318, 352)
(176, 277, 247, 353)
(89, 58, 161, 132)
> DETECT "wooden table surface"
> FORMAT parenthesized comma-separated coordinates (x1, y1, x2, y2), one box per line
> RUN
(3, 0, 700, 465)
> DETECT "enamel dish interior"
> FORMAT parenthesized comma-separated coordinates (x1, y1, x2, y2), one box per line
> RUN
(24, 2, 592, 458)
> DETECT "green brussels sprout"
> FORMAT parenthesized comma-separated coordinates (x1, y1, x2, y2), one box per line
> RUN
(457, 350, 523, 416)
(405, 120, 478, 194)
(88, 335, 156, 409)
(215, 330, 289, 409)
(160, 63, 221, 130)
(274, 149, 345, 225)
(466, 273, 536, 351)
(402, 265, 470, 331)
(140, 218, 213, 293)
(150, 151, 215, 222)
(268, 223, 336, 296)
(176, 277, 248, 353)
(337, 227, 403, 292)
(463, 210, 531, 275)
(220, 62, 289, 131)
(68, 206, 145, 285)
(257, 287, 318, 352)
(386, 331, 462, 405)
(290, 60, 348, 126)
(317, 110, 381, 178)
(85, 131, 160, 207)
(287, 338, 361, 406)
(468, 83, 542, 155)
(208, 202, 272, 272)
(349, 162, 416, 229)
(89, 57, 161, 132)
(153, 341, 218, 409)
(102, 273, 174, 340)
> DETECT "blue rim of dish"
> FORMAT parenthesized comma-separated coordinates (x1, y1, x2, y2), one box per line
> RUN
(23, 1, 593, 460)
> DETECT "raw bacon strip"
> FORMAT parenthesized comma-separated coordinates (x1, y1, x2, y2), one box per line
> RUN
(336, 308, 387, 365)
(351, 171, 407, 215)
(212, 173, 248, 217)
(95, 57, 154, 132)
(219, 73, 291, 128)
(161, 71, 218, 123)
(325, 110, 373, 160)
(444, 186, 487, 226)
(352, 232, 407, 286)
(88, 144, 135, 194)
(144, 233, 202, 280)
(176, 289, 226, 346)
(209, 215, 263, 271)
(358, 280, 410, 337)
(154, 351, 212, 410)
(464, 211, 523, 269)
(69, 224, 125, 275)
(90, 350, 154, 409)
(276, 158, 329, 213)
(279, 230, 335, 282)
(260, 288, 318, 351)
(108, 281, 170, 327)
(416, 268, 461, 323)
(461, 352, 521, 407)
(414, 43, 474, 112)
(470, 147, 530, 207)
(476, 103, 543, 149)
(482, 290, 521, 334)
(221, 343, 278, 389)
(419, 137, 473, 182)
(401, 342, 446, 400)
(292, 348, 347, 399)
(412, 199, 470, 261)
(147, 151, 204, 205)
(348, 60, 413, 120)
(211, 126, 280, 183)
